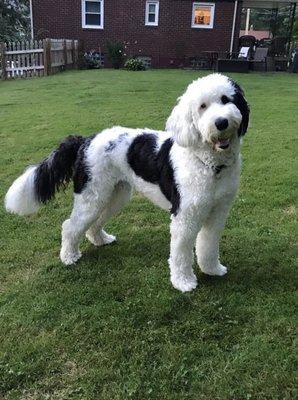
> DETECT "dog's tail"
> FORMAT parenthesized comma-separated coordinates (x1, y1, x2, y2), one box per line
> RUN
(5, 135, 86, 216)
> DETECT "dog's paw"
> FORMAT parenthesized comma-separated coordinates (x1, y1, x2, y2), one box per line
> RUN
(60, 249, 82, 265)
(86, 230, 116, 247)
(171, 273, 198, 293)
(201, 263, 228, 276)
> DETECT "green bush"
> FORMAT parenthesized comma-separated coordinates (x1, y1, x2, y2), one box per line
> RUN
(124, 58, 146, 71)
(106, 41, 124, 69)
(84, 51, 102, 69)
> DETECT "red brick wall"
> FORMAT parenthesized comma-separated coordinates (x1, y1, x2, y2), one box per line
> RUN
(32, 0, 242, 67)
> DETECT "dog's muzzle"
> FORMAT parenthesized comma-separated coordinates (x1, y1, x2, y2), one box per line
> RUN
(213, 118, 237, 150)
(212, 130, 233, 151)
(215, 138, 230, 150)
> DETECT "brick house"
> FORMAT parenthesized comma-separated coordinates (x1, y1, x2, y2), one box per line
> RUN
(31, 0, 243, 67)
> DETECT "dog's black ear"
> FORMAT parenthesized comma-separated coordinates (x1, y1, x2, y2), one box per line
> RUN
(229, 79, 250, 136)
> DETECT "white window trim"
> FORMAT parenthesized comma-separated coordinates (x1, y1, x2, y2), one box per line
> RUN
(145, 0, 159, 27)
(191, 2, 215, 29)
(82, 0, 104, 29)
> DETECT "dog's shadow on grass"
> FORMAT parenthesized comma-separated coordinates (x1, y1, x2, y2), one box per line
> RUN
(81, 232, 293, 296)
(83, 228, 169, 267)
(80, 208, 284, 294)
(44, 225, 295, 327)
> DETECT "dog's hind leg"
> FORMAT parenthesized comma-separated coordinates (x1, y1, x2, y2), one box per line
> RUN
(60, 184, 117, 265)
(86, 181, 132, 246)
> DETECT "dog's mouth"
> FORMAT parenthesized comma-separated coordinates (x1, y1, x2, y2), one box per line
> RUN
(214, 138, 230, 150)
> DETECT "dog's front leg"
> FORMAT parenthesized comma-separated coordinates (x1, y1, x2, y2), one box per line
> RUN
(169, 211, 200, 292)
(196, 198, 234, 276)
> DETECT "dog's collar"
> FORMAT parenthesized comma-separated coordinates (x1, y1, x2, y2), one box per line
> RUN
(198, 159, 227, 175)
(196, 152, 238, 177)
(213, 164, 227, 175)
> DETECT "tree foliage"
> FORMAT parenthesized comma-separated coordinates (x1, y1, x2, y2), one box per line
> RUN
(241, 6, 295, 38)
(0, 0, 30, 42)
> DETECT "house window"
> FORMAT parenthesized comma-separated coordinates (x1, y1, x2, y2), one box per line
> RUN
(145, 1, 159, 26)
(82, 0, 104, 29)
(192, 2, 215, 29)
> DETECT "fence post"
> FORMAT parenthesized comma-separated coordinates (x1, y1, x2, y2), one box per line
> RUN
(74, 40, 79, 69)
(43, 38, 51, 76)
(0, 43, 7, 80)
(71, 39, 75, 68)
(63, 39, 67, 69)
(77, 40, 84, 69)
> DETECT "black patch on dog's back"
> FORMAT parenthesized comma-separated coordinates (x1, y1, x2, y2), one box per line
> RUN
(229, 79, 250, 136)
(105, 133, 129, 153)
(127, 133, 180, 215)
(73, 135, 95, 194)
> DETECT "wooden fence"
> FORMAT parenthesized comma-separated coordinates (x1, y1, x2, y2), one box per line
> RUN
(0, 39, 80, 80)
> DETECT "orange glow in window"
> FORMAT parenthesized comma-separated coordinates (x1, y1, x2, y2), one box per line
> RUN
(194, 6, 211, 25)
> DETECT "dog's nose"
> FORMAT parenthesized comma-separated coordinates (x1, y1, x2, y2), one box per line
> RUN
(215, 118, 229, 131)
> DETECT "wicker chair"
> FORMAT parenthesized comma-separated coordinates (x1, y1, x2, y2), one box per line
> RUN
(251, 48, 268, 72)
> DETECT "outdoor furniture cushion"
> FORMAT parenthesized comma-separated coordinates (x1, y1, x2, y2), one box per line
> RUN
(251, 47, 268, 71)
(238, 47, 250, 59)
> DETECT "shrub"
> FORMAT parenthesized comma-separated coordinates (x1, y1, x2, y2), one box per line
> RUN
(106, 41, 124, 69)
(124, 58, 146, 71)
(84, 51, 103, 69)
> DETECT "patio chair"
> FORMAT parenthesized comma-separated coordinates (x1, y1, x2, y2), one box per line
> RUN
(272, 37, 289, 71)
(201, 51, 219, 71)
(239, 35, 257, 49)
(216, 46, 253, 73)
(217, 51, 250, 73)
(239, 35, 256, 57)
(189, 54, 210, 70)
(272, 37, 287, 57)
(258, 38, 273, 55)
(259, 38, 272, 47)
(251, 47, 268, 72)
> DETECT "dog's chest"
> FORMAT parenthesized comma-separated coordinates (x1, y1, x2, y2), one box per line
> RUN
(173, 146, 240, 207)
(178, 163, 240, 211)
(213, 172, 238, 200)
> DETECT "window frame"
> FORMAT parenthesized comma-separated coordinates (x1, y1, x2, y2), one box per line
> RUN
(191, 2, 215, 29)
(82, 0, 104, 30)
(145, 0, 159, 27)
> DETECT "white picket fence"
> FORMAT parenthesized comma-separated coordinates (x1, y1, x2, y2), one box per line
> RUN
(0, 39, 80, 80)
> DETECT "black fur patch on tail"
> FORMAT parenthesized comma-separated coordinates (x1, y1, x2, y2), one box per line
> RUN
(73, 135, 95, 194)
(35, 135, 86, 203)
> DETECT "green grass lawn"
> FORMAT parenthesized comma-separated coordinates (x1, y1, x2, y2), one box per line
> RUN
(0, 69, 297, 400)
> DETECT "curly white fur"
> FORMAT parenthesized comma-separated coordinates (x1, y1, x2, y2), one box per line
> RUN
(5, 166, 40, 215)
(5, 73, 249, 292)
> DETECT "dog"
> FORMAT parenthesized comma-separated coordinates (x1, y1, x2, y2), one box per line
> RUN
(5, 73, 250, 292)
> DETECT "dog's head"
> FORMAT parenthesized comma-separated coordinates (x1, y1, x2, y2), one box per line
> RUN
(166, 74, 250, 150)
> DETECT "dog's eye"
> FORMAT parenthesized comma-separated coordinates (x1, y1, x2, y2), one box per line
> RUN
(221, 95, 230, 105)
(200, 103, 207, 110)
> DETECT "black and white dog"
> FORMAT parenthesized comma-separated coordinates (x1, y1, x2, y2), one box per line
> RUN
(5, 74, 250, 292)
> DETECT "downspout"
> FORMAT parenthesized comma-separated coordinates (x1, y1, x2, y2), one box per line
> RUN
(29, 0, 34, 40)
(230, 0, 238, 53)
(245, 8, 250, 35)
